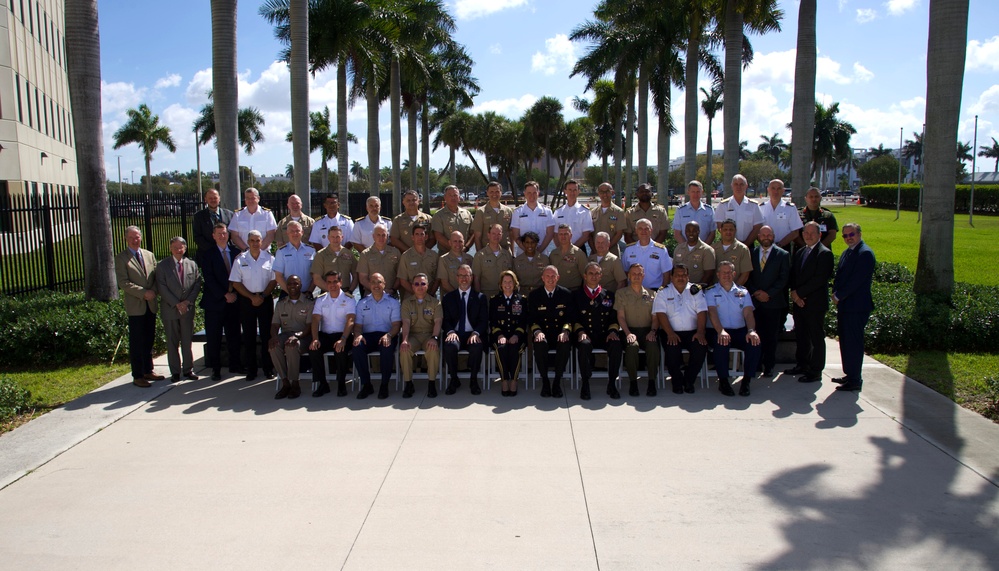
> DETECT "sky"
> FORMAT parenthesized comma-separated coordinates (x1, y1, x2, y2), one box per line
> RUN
(96, 0, 999, 184)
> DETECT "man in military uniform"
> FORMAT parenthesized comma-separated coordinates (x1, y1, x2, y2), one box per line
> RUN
(527, 266, 574, 397)
(747, 225, 790, 378)
(548, 223, 589, 290)
(614, 264, 660, 396)
(510, 181, 556, 256)
(759, 179, 802, 249)
(397, 224, 439, 300)
(310, 194, 354, 251)
(797, 187, 839, 247)
(573, 262, 623, 400)
(229, 230, 277, 382)
(589, 232, 627, 292)
(269, 275, 315, 399)
(391, 190, 435, 252)
(653, 264, 709, 394)
(471, 181, 514, 251)
(399, 273, 443, 398)
(589, 182, 625, 256)
(714, 174, 762, 246)
(673, 221, 716, 286)
(431, 185, 473, 254)
(706, 261, 762, 397)
(352, 273, 402, 399)
(273, 221, 316, 295)
(712, 219, 753, 286)
(672, 180, 716, 245)
(309, 271, 356, 397)
(274, 193, 315, 250)
(312, 226, 357, 295)
(624, 183, 669, 243)
(513, 231, 547, 296)
(192, 188, 233, 254)
(358, 224, 401, 297)
(622, 218, 672, 291)
(437, 231, 474, 295)
(473, 223, 514, 298)
(228, 188, 278, 251)
(553, 179, 594, 251)
(352, 196, 392, 251)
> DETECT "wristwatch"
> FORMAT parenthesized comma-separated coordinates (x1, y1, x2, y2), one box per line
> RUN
(748, 328, 756, 334)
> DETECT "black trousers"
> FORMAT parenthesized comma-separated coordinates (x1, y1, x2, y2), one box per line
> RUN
(492, 339, 523, 381)
(576, 337, 623, 383)
(353, 331, 397, 386)
(754, 305, 787, 374)
(793, 304, 827, 377)
(127, 308, 157, 379)
(533, 330, 571, 383)
(837, 310, 870, 385)
(310, 331, 351, 385)
(204, 302, 242, 372)
(240, 295, 274, 375)
(661, 330, 708, 390)
(444, 332, 485, 384)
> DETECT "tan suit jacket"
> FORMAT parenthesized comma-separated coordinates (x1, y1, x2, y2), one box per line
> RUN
(115, 248, 158, 316)
(156, 256, 202, 320)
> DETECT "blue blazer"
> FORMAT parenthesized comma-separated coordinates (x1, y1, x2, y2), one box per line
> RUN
(833, 241, 875, 313)
(748, 245, 790, 309)
(442, 288, 489, 340)
(198, 245, 239, 311)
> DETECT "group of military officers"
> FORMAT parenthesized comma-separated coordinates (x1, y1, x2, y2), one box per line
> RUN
(117, 173, 862, 400)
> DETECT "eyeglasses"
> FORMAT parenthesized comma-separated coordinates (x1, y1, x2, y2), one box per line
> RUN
(842, 232, 857, 238)
(413, 282, 428, 287)
(457, 274, 472, 279)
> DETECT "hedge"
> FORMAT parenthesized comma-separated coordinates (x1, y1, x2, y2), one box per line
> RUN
(860, 184, 999, 214)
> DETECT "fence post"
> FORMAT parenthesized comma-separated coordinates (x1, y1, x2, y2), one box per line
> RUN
(143, 192, 153, 248)
(41, 185, 57, 291)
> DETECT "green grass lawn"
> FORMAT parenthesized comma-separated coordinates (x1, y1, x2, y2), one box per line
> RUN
(873, 352, 999, 422)
(823, 205, 997, 286)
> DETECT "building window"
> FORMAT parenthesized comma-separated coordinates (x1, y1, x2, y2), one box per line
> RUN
(43, 13, 49, 53)
(34, 88, 41, 133)
(24, 82, 32, 128)
(27, 0, 33, 36)
(15, 75, 23, 124)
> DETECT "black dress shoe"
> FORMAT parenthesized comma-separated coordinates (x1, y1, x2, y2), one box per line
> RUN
(230, 367, 246, 374)
(798, 375, 822, 383)
(607, 383, 620, 399)
(170, 374, 181, 383)
(628, 381, 640, 397)
(551, 383, 563, 398)
(288, 382, 301, 399)
(211, 370, 222, 381)
(184, 371, 198, 380)
(761, 368, 774, 378)
(831, 376, 848, 384)
(336, 382, 347, 396)
(784, 366, 805, 375)
(739, 377, 751, 396)
(245, 373, 257, 382)
(509, 389, 518, 397)
(501, 390, 510, 397)
(427, 384, 438, 398)
(403, 382, 415, 398)
(445, 380, 460, 395)
(312, 381, 330, 397)
(377, 383, 389, 399)
(647, 384, 657, 397)
(718, 378, 735, 396)
(470, 381, 482, 395)
(357, 383, 374, 399)
(836, 383, 862, 392)
(263, 370, 275, 379)
(275, 380, 291, 399)
(540, 382, 551, 398)
(684, 385, 695, 394)
(672, 386, 684, 395)
(580, 383, 591, 400)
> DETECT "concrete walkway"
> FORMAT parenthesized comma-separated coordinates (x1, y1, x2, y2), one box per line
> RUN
(1, 339, 997, 569)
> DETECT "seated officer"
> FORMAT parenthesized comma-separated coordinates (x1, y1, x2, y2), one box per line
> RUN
(441, 264, 489, 395)
(615, 263, 660, 396)
(269, 275, 314, 399)
(399, 273, 443, 398)
(309, 271, 356, 397)
(652, 264, 709, 395)
(573, 262, 623, 400)
(706, 260, 762, 397)
(351, 272, 401, 400)
(527, 265, 574, 398)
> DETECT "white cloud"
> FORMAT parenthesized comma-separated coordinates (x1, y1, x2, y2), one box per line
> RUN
(968, 85, 999, 116)
(185, 69, 214, 103)
(837, 100, 923, 149)
(531, 34, 576, 76)
(489, 43, 503, 55)
(856, 8, 877, 23)
(161, 103, 200, 150)
(852, 62, 875, 82)
(452, 0, 527, 20)
(472, 94, 538, 116)
(101, 81, 147, 116)
(742, 49, 796, 91)
(838, 0, 849, 11)
(817, 56, 874, 85)
(967, 36, 999, 72)
(885, 0, 918, 16)
(895, 97, 925, 111)
(154, 74, 182, 89)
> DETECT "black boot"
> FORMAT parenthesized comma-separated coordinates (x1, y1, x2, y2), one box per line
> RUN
(606, 379, 620, 399)
(580, 379, 591, 400)
(551, 379, 563, 398)
(427, 382, 438, 398)
(629, 380, 640, 397)
(377, 382, 389, 399)
(739, 376, 751, 396)
(403, 381, 415, 398)
(336, 380, 347, 397)
(540, 379, 552, 397)
(357, 383, 374, 399)
(646, 380, 657, 397)
(275, 379, 291, 399)
(445, 378, 460, 395)
(718, 378, 735, 397)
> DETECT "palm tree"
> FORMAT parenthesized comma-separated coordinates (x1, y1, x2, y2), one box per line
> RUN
(790, 0, 815, 205)
(700, 84, 723, 193)
(112, 104, 177, 195)
(66, 0, 116, 300)
(868, 144, 893, 158)
(526, 96, 564, 200)
(211, 0, 239, 209)
(915, 0, 969, 295)
(289, 0, 310, 210)
(756, 133, 786, 163)
(350, 161, 366, 181)
(683, 0, 715, 183)
(574, 79, 622, 184)
(789, 102, 855, 190)
(286, 106, 357, 193)
(902, 131, 924, 181)
(192, 92, 266, 154)
(978, 137, 999, 172)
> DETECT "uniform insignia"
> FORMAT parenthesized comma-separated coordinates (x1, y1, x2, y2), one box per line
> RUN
(691, 284, 701, 295)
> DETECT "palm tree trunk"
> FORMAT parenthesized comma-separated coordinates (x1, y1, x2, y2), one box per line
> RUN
(637, 64, 648, 186)
(409, 102, 419, 193)
(625, 90, 635, 198)
(390, 57, 402, 213)
(421, 101, 431, 213)
(613, 113, 623, 196)
(65, 0, 116, 300)
(337, 61, 350, 206)
(684, 17, 700, 183)
(657, 110, 670, 207)
(705, 118, 714, 193)
(367, 81, 380, 197)
(791, 0, 816, 205)
(211, 0, 239, 209)
(722, 2, 744, 196)
(144, 156, 152, 196)
(290, 0, 310, 211)
(915, 0, 969, 295)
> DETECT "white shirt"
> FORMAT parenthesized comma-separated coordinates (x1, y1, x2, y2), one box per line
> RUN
(651, 283, 708, 332)
(313, 291, 357, 333)
(309, 213, 354, 248)
(714, 196, 763, 243)
(759, 199, 803, 244)
(228, 206, 277, 243)
(511, 203, 556, 255)
(229, 250, 275, 293)
(351, 215, 392, 250)
(553, 202, 595, 244)
(622, 240, 673, 289)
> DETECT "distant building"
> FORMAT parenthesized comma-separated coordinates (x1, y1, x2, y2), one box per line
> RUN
(530, 156, 588, 184)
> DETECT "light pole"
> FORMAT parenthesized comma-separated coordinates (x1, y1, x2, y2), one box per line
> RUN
(117, 155, 122, 193)
(970, 115, 978, 227)
(195, 127, 202, 196)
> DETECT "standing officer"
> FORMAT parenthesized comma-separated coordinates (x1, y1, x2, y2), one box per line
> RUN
(351, 273, 402, 399)
(714, 174, 762, 247)
(199, 223, 242, 380)
(512, 231, 546, 296)
(622, 218, 672, 291)
(553, 179, 594, 251)
(573, 262, 623, 400)
(269, 275, 314, 399)
(831, 223, 875, 392)
(653, 264, 709, 394)
(787, 222, 834, 384)
(311, 226, 357, 295)
(228, 188, 277, 251)
(624, 183, 669, 243)
(706, 261, 762, 397)
(192, 188, 233, 254)
(527, 266, 574, 398)
(156, 236, 202, 382)
(229, 230, 277, 382)
(589, 182, 625, 255)
(441, 265, 489, 395)
(510, 181, 556, 255)
(115, 225, 162, 387)
(473, 223, 514, 298)
(431, 185, 474, 254)
(672, 180, 716, 245)
(759, 179, 802, 249)
(713, 219, 753, 286)
(436, 231, 473, 295)
(399, 273, 443, 398)
(673, 221, 716, 286)
(471, 181, 514, 251)
(357, 224, 401, 297)
(391, 189, 435, 252)
(310, 194, 354, 251)
(797, 187, 839, 248)
(747, 225, 790, 378)
(396, 223, 439, 300)
(615, 264, 660, 396)
(273, 220, 316, 295)
(352, 196, 392, 251)
(274, 193, 315, 250)
(589, 232, 627, 292)
(309, 271, 356, 397)
(548, 223, 589, 291)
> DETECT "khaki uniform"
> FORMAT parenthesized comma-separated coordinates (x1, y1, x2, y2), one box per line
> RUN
(548, 245, 589, 290)
(625, 204, 670, 240)
(274, 213, 316, 250)
(312, 246, 357, 293)
(713, 240, 753, 276)
(513, 253, 547, 296)
(590, 203, 626, 255)
(436, 251, 473, 294)
(397, 247, 439, 300)
(472, 247, 514, 298)
(358, 245, 402, 294)
(390, 211, 433, 251)
(400, 296, 442, 383)
(269, 296, 315, 382)
(614, 286, 659, 385)
(589, 252, 627, 292)
(471, 203, 515, 250)
(673, 240, 717, 284)
(430, 206, 473, 254)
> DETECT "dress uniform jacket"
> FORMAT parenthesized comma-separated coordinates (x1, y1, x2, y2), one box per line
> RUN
(625, 204, 670, 240)
(713, 196, 762, 243)
(310, 213, 354, 249)
(590, 203, 626, 255)
(275, 214, 316, 250)
(589, 253, 627, 292)
(513, 253, 547, 296)
(436, 251, 473, 293)
(799, 206, 839, 243)
(548, 245, 588, 290)
(572, 286, 620, 341)
(672, 241, 716, 284)
(431, 206, 473, 254)
(312, 245, 358, 293)
(352, 215, 393, 250)
(390, 211, 433, 251)
(471, 203, 515, 250)
(397, 247, 439, 299)
(472, 247, 514, 298)
(358, 245, 402, 293)
(527, 285, 575, 338)
(489, 292, 527, 340)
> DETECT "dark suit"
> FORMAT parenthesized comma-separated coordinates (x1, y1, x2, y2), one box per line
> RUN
(442, 288, 489, 388)
(748, 246, 790, 374)
(832, 240, 876, 387)
(198, 244, 243, 374)
(156, 255, 202, 375)
(789, 242, 834, 378)
(527, 285, 574, 390)
(193, 206, 234, 255)
(572, 287, 622, 388)
(114, 248, 158, 379)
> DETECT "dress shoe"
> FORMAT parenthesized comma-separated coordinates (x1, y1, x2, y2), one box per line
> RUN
(427, 383, 438, 398)
(184, 371, 198, 380)
(170, 374, 181, 383)
(606, 381, 620, 399)
(312, 381, 331, 397)
(144, 373, 165, 381)
(798, 375, 821, 383)
(403, 382, 415, 398)
(445, 380, 460, 395)
(288, 381, 302, 399)
(646, 383, 657, 397)
(357, 383, 374, 399)
(509, 389, 518, 397)
(501, 390, 511, 397)
(263, 369, 276, 379)
(784, 366, 805, 375)
(470, 381, 482, 395)
(377, 383, 389, 400)
(540, 381, 552, 398)
(229, 367, 246, 374)
(132, 377, 151, 388)
(275, 380, 291, 399)
(211, 370, 222, 381)
(831, 376, 848, 384)
(684, 384, 695, 394)
(336, 381, 347, 396)
(551, 382, 563, 398)
(836, 383, 862, 392)
(580, 381, 591, 400)
(761, 368, 774, 378)
(245, 373, 257, 382)
(628, 381, 640, 397)
(672, 386, 684, 395)
(739, 377, 751, 396)
(718, 378, 735, 396)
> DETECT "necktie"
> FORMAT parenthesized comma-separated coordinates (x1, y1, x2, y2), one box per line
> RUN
(178, 261, 184, 284)
(802, 247, 811, 269)
(458, 291, 467, 333)
(135, 251, 145, 273)
(760, 249, 768, 271)
(223, 249, 231, 273)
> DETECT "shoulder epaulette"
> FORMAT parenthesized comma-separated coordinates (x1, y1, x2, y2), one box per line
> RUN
(355, 216, 367, 221)
(690, 284, 701, 295)
(261, 205, 272, 211)
(235, 206, 246, 212)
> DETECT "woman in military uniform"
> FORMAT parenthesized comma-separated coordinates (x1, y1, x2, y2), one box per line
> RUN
(490, 271, 527, 396)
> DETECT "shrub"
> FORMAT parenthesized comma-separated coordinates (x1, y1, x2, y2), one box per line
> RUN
(860, 184, 999, 214)
(0, 377, 31, 421)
